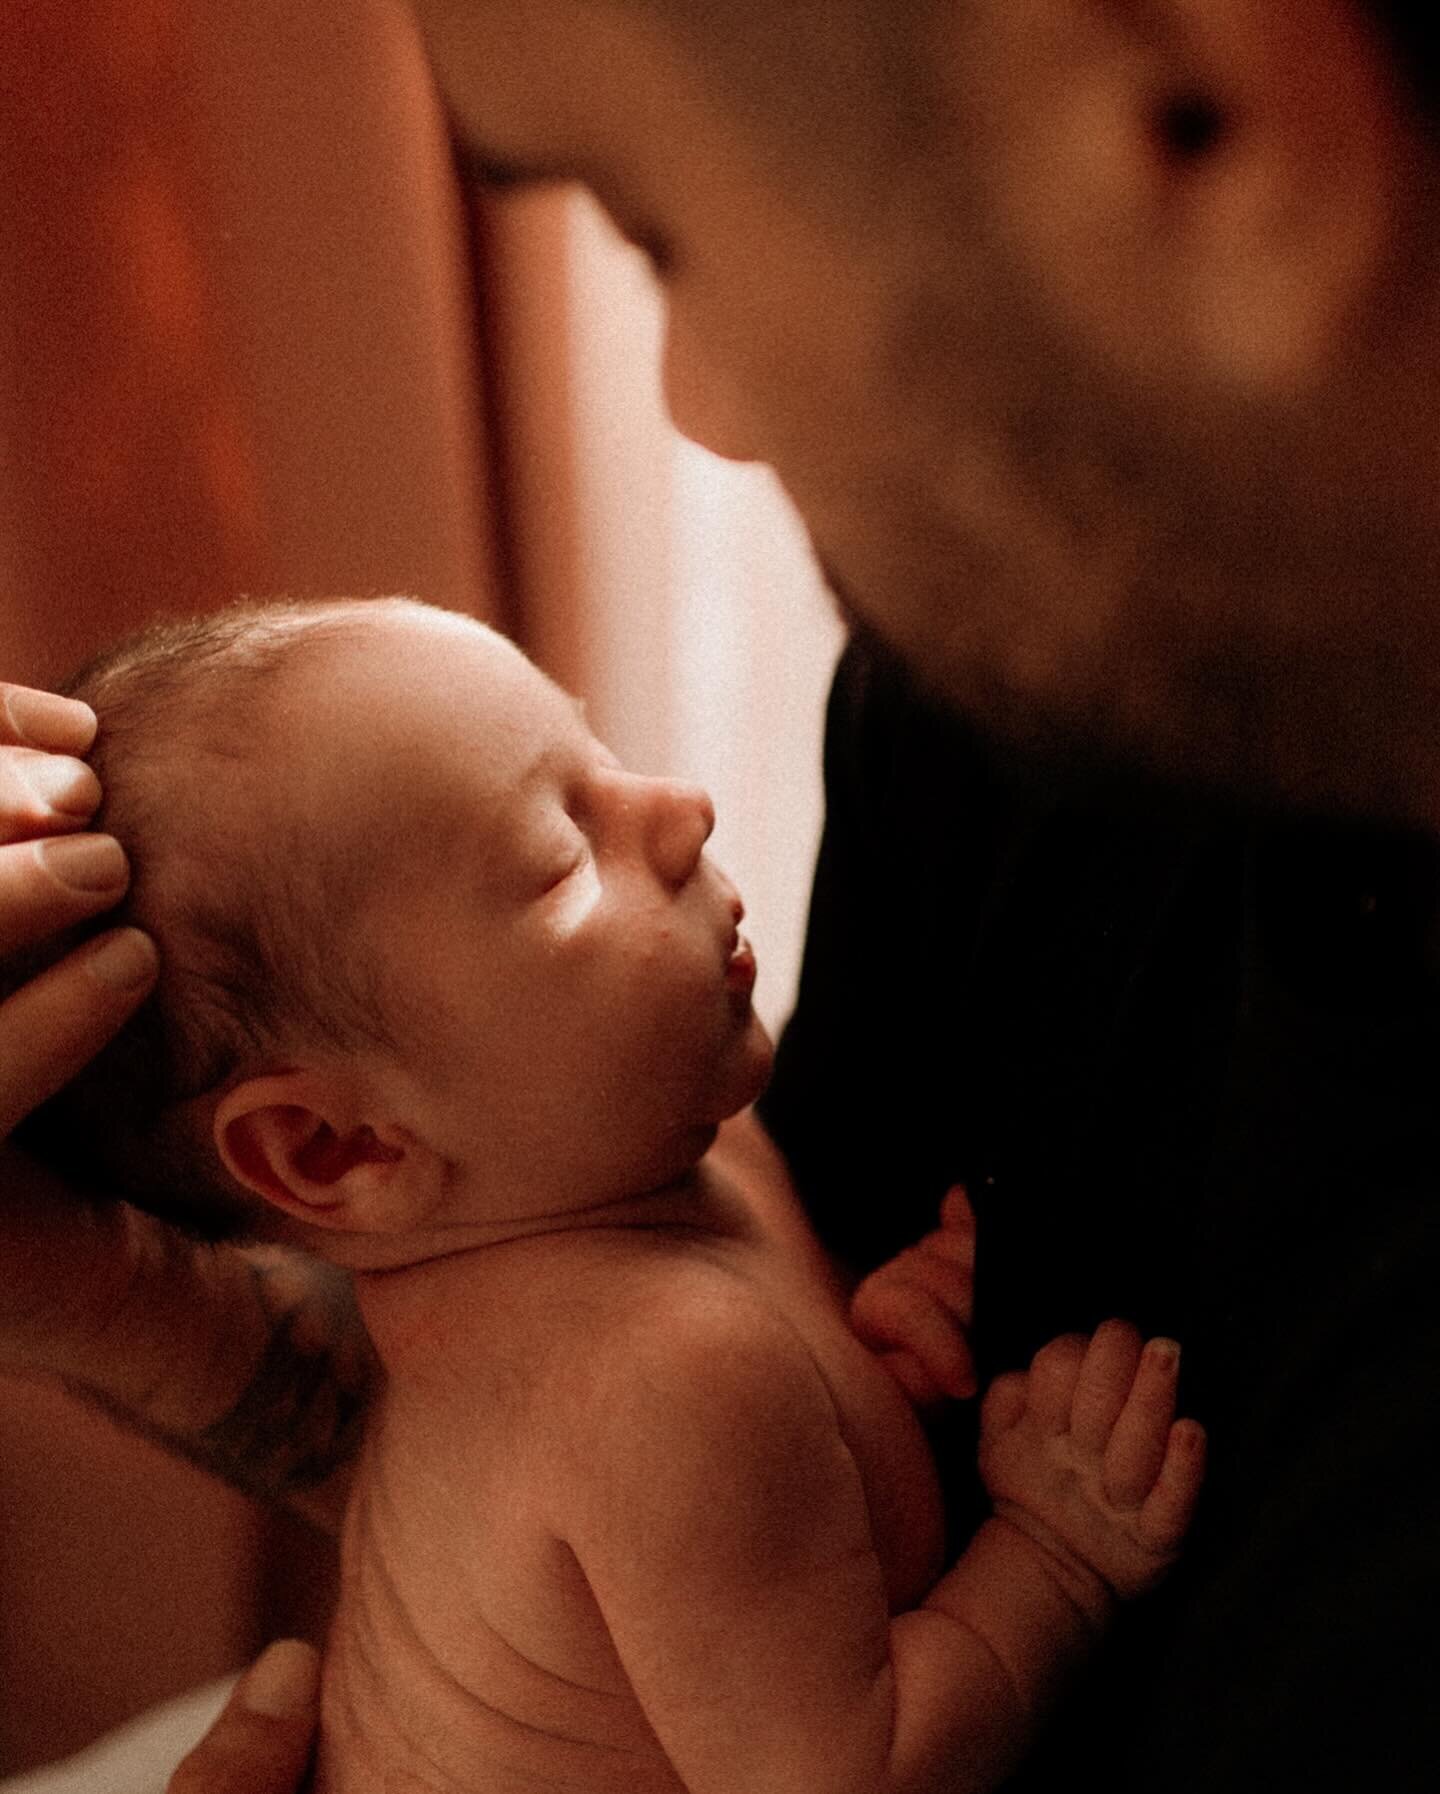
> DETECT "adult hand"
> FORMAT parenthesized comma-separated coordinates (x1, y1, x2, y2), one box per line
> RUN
(0, 677, 157, 1136)
(1, 676, 160, 1379)
(167, 1641, 320, 1794)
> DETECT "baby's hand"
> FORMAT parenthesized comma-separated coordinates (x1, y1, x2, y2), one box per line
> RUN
(979, 1320, 1205, 1602)
(850, 1185, 977, 1406)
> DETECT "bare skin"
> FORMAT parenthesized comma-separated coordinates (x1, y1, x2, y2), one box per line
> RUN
(0, 681, 362, 1781)
(166, 1640, 320, 1794)
(121, 603, 1199, 1794)
(9, 8, 1421, 1781)
(0, 605, 1203, 1791)
(0, 678, 370, 1537)
(311, 1160, 1199, 1794)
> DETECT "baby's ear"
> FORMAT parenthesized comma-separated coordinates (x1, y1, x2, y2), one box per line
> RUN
(214, 1070, 442, 1238)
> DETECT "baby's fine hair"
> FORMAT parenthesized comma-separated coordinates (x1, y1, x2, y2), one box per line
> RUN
(5, 597, 409, 1240)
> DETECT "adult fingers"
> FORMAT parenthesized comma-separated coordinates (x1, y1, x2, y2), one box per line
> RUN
(0, 927, 158, 1137)
(0, 683, 97, 754)
(0, 834, 131, 956)
(168, 1640, 320, 1794)
(0, 748, 101, 845)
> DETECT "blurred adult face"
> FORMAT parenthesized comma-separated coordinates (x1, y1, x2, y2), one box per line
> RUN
(413, 0, 1440, 826)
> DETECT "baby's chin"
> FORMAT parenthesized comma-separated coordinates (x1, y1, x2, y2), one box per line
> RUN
(728, 1014, 777, 1113)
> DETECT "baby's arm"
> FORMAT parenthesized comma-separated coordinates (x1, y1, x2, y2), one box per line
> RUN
(927, 1321, 1204, 1727)
(556, 1283, 1202, 1794)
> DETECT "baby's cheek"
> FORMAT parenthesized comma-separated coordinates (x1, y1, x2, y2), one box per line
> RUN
(544, 861, 603, 937)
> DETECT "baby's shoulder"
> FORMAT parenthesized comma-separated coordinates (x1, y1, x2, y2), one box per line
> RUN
(537, 1245, 848, 1474)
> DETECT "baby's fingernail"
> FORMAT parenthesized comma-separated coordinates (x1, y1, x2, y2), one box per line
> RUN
(4, 688, 97, 752)
(19, 754, 100, 817)
(40, 833, 128, 894)
(240, 1639, 320, 1718)
(1146, 1337, 1182, 1367)
(84, 926, 158, 991)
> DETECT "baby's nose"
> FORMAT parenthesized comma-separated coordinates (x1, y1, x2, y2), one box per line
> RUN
(648, 779, 714, 888)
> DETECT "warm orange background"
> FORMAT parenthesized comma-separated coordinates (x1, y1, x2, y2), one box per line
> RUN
(0, 0, 842, 1770)
(0, 0, 497, 1767)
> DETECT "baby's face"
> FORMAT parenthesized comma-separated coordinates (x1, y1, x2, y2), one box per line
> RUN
(279, 603, 773, 1212)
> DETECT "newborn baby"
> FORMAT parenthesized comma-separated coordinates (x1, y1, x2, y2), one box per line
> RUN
(16, 598, 1204, 1794)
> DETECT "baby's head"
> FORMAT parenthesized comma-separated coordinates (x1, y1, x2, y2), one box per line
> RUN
(11, 598, 771, 1263)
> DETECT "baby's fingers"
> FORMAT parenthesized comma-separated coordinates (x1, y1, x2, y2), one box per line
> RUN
(979, 1368, 1028, 1437)
(937, 1183, 977, 1256)
(852, 1276, 976, 1400)
(1070, 1318, 1143, 1454)
(1102, 1337, 1182, 1509)
(876, 1348, 949, 1408)
(893, 1239, 974, 1320)
(1137, 1419, 1207, 1556)
(1024, 1332, 1088, 1434)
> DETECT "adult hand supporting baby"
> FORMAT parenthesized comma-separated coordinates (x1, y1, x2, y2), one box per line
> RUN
(167, 1640, 319, 1794)
(0, 678, 376, 1535)
(0, 679, 157, 1137)
(0, 677, 162, 1378)
(0, 679, 369, 1537)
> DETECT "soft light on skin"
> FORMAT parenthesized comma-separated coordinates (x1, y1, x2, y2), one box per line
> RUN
(210, 601, 774, 1270)
(547, 853, 603, 935)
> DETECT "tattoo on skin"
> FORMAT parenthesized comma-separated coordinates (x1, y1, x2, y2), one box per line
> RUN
(62, 1249, 378, 1530)
(193, 1257, 378, 1505)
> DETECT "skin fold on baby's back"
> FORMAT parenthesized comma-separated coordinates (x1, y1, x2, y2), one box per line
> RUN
(311, 1183, 949, 1794)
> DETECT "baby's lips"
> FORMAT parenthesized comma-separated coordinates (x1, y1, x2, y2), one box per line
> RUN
(726, 934, 758, 998)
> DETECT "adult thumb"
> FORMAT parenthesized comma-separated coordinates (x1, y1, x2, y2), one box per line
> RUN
(167, 1640, 319, 1794)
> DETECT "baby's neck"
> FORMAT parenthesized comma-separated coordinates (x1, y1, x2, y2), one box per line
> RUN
(335, 1156, 754, 1276)
(349, 1157, 761, 1368)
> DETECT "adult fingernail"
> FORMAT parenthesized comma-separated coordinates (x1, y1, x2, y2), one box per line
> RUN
(20, 754, 100, 817)
(39, 833, 128, 894)
(84, 927, 158, 991)
(240, 1639, 320, 1718)
(4, 688, 97, 752)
